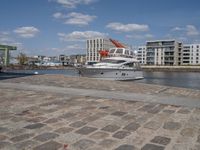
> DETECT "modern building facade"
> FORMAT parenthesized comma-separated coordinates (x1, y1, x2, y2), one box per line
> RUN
(146, 40, 182, 66)
(86, 38, 115, 62)
(136, 46, 146, 64)
(182, 44, 200, 65)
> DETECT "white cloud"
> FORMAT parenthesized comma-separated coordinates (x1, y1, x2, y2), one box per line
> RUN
(53, 12, 65, 19)
(0, 31, 13, 43)
(14, 26, 39, 38)
(58, 31, 108, 41)
(65, 12, 96, 26)
(49, 44, 85, 55)
(55, 0, 96, 8)
(126, 34, 153, 39)
(106, 22, 149, 32)
(53, 12, 96, 26)
(171, 25, 199, 36)
(0, 31, 22, 47)
(171, 27, 183, 31)
(66, 44, 85, 50)
(186, 25, 199, 36)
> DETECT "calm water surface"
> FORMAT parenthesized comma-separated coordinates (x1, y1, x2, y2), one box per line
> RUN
(135, 71, 200, 90)
(5, 69, 200, 90)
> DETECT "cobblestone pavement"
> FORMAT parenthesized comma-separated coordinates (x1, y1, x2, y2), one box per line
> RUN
(0, 75, 200, 150)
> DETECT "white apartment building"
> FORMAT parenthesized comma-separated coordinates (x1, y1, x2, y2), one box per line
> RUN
(146, 40, 182, 66)
(86, 38, 115, 62)
(136, 46, 146, 64)
(182, 44, 200, 65)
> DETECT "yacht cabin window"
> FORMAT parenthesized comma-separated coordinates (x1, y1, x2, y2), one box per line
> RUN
(115, 49, 124, 54)
(125, 50, 129, 55)
(109, 49, 115, 53)
(101, 59, 126, 64)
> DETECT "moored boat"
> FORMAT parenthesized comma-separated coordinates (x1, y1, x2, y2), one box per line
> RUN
(77, 48, 144, 80)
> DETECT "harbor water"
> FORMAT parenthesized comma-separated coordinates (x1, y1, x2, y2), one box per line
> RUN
(2, 69, 200, 90)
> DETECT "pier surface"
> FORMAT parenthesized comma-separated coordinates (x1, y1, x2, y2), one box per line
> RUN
(0, 74, 200, 150)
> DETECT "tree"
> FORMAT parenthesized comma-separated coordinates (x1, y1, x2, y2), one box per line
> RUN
(17, 53, 28, 65)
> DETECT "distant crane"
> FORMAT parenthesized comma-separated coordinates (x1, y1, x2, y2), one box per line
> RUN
(109, 38, 125, 48)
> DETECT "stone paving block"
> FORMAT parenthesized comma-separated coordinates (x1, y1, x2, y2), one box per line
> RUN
(44, 118, 61, 124)
(111, 111, 127, 116)
(0, 141, 12, 149)
(177, 108, 191, 114)
(33, 141, 62, 150)
(115, 144, 136, 150)
(122, 114, 137, 121)
(10, 116, 26, 122)
(150, 136, 171, 145)
(0, 134, 7, 141)
(99, 139, 117, 148)
(82, 116, 99, 123)
(197, 135, 200, 143)
(10, 133, 35, 143)
(95, 112, 109, 118)
(163, 121, 182, 130)
(72, 139, 95, 150)
(138, 103, 156, 112)
(69, 121, 87, 128)
(144, 121, 161, 130)
(26, 117, 47, 123)
(60, 112, 76, 119)
(0, 127, 9, 133)
(162, 109, 175, 114)
(24, 123, 45, 129)
(14, 140, 38, 149)
(135, 113, 153, 124)
(172, 143, 190, 150)
(87, 118, 111, 128)
(180, 128, 195, 137)
(33, 132, 59, 142)
(99, 106, 110, 110)
(89, 131, 109, 140)
(75, 126, 97, 135)
(194, 144, 200, 150)
(54, 127, 74, 134)
(112, 130, 131, 139)
(101, 124, 120, 132)
(85, 145, 103, 150)
(141, 143, 165, 150)
(7, 128, 27, 137)
(148, 104, 166, 114)
(123, 122, 140, 132)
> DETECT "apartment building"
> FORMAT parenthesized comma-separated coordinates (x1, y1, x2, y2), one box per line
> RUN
(86, 38, 115, 62)
(182, 44, 200, 65)
(136, 46, 146, 64)
(146, 40, 182, 66)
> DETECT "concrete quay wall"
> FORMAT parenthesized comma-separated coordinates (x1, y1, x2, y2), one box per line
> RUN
(141, 66, 200, 72)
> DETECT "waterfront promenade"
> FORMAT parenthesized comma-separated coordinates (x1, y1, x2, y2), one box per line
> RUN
(0, 74, 200, 150)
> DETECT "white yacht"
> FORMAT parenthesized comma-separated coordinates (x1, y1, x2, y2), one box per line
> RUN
(77, 48, 144, 80)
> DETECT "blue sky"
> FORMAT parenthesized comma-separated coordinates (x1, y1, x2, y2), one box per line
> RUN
(0, 0, 200, 56)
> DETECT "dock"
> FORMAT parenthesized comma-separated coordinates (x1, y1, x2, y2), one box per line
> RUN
(0, 74, 200, 150)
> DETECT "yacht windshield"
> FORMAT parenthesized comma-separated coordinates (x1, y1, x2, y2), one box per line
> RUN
(101, 59, 126, 64)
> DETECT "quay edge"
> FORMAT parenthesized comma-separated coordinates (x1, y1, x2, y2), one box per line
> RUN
(141, 66, 200, 72)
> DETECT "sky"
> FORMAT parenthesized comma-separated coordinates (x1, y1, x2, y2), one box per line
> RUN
(0, 0, 200, 56)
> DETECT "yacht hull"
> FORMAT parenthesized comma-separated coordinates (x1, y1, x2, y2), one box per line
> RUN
(77, 67, 143, 81)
